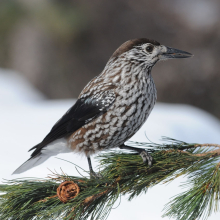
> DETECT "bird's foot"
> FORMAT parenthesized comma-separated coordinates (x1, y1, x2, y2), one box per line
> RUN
(119, 144, 154, 167)
(87, 156, 102, 179)
(139, 150, 153, 167)
(90, 170, 103, 179)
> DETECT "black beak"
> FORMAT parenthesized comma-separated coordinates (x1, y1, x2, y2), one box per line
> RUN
(162, 47, 193, 59)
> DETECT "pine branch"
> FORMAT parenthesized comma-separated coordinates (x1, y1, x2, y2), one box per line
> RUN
(0, 138, 220, 220)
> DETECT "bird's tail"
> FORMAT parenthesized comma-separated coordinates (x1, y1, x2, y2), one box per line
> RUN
(12, 154, 49, 174)
(12, 138, 71, 174)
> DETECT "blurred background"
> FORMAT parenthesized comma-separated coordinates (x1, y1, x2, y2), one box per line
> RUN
(1, 1, 220, 219)
(1, 0, 220, 118)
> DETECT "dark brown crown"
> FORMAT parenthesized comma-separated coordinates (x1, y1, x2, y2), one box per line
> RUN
(111, 38, 160, 58)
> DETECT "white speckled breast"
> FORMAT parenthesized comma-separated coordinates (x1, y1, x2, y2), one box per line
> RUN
(69, 64, 157, 155)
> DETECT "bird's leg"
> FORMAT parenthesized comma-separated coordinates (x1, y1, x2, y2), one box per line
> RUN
(87, 156, 102, 179)
(119, 144, 153, 166)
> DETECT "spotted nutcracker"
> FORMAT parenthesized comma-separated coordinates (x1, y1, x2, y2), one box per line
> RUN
(13, 38, 192, 177)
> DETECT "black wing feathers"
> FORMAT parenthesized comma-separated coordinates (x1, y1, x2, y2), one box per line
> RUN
(30, 88, 116, 156)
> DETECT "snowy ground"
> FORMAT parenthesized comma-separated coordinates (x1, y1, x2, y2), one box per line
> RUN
(1, 68, 220, 219)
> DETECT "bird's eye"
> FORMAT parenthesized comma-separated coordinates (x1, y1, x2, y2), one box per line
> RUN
(145, 45, 154, 53)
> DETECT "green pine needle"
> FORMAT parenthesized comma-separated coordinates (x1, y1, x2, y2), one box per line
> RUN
(0, 139, 220, 220)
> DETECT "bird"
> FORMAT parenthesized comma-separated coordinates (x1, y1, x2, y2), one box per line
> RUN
(13, 38, 192, 178)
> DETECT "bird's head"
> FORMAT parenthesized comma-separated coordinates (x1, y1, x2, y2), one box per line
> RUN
(111, 38, 192, 67)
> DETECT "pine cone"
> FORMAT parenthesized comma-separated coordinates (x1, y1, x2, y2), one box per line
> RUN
(57, 181, 80, 203)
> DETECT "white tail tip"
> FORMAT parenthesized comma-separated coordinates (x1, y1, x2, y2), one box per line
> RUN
(12, 154, 49, 174)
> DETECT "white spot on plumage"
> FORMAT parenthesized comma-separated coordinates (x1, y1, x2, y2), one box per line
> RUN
(126, 105, 136, 117)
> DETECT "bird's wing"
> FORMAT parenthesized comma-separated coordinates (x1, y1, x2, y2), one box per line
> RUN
(29, 83, 116, 156)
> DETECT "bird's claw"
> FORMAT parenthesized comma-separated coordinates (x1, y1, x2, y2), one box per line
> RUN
(90, 170, 103, 179)
(140, 150, 153, 166)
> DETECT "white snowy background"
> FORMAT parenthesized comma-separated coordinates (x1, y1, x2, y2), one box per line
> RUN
(1, 68, 220, 219)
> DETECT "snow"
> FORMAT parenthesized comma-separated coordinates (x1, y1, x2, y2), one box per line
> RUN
(1, 69, 220, 219)
(0, 68, 44, 104)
